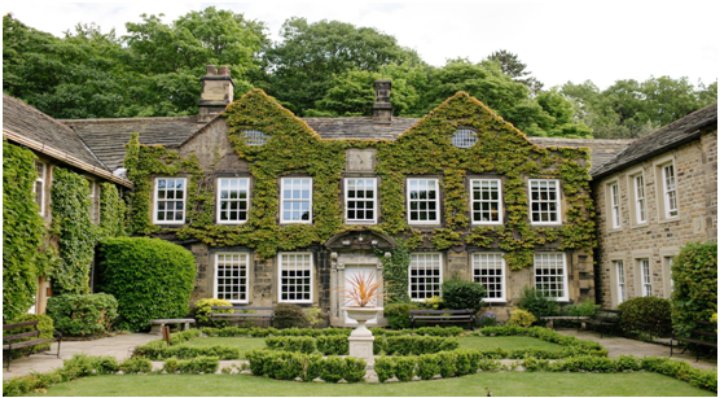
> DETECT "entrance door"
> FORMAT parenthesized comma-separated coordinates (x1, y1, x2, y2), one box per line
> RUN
(342, 264, 379, 325)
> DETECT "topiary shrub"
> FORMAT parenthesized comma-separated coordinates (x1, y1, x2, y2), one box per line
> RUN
(517, 287, 558, 319)
(272, 303, 310, 329)
(383, 302, 419, 329)
(191, 298, 232, 327)
(671, 242, 717, 340)
(96, 237, 196, 331)
(119, 357, 152, 374)
(618, 297, 672, 338)
(508, 308, 536, 328)
(442, 278, 486, 312)
(47, 293, 118, 337)
(562, 300, 599, 316)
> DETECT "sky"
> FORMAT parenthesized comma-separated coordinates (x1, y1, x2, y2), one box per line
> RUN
(3, 0, 718, 90)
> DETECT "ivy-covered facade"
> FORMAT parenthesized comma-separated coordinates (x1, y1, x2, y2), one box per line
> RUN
(4, 68, 638, 325)
(117, 70, 603, 325)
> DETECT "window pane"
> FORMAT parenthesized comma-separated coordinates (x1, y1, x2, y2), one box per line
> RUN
(409, 253, 442, 300)
(534, 253, 566, 299)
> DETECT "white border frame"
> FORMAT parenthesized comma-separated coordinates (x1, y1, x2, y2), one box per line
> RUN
(152, 177, 187, 225)
(607, 180, 621, 229)
(406, 178, 441, 226)
(528, 179, 562, 226)
(469, 178, 503, 226)
(408, 252, 444, 302)
(213, 252, 250, 304)
(344, 177, 378, 225)
(660, 161, 679, 219)
(280, 177, 313, 224)
(35, 161, 46, 217)
(471, 252, 506, 303)
(533, 252, 569, 302)
(277, 252, 314, 304)
(638, 258, 652, 297)
(613, 259, 625, 306)
(216, 177, 251, 225)
(630, 171, 648, 225)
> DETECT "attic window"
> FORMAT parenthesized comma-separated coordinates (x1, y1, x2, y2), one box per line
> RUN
(243, 130, 269, 146)
(451, 128, 477, 148)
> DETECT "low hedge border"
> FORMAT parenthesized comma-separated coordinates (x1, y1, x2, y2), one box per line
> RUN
(133, 340, 240, 360)
(2, 354, 154, 396)
(475, 326, 607, 356)
(246, 350, 366, 383)
(265, 335, 459, 356)
(200, 325, 463, 338)
(522, 355, 717, 392)
(375, 350, 501, 382)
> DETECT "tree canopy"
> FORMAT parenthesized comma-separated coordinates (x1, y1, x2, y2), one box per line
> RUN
(3, 9, 716, 138)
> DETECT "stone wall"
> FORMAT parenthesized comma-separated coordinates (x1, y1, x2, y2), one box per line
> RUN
(594, 131, 717, 308)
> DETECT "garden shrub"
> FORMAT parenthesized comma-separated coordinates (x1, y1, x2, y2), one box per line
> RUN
(191, 298, 232, 327)
(615, 355, 641, 371)
(133, 340, 240, 360)
(618, 297, 672, 337)
(671, 242, 717, 340)
(394, 357, 417, 381)
(168, 329, 201, 345)
(437, 351, 458, 378)
(319, 356, 346, 383)
(476, 326, 607, 357)
(316, 335, 348, 355)
(383, 302, 419, 329)
(5, 314, 54, 358)
(46, 293, 118, 337)
(201, 326, 350, 338)
(562, 300, 599, 316)
(246, 350, 365, 383)
(265, 336, 315, 353)
(272, 303, 310, 329)
(517, 287, 558, 318)
(96, 237, 196, 331)
(119, 357, 152, 374)
(508, 308, 536, 327)
(374, 357, 395, 383)
(441, 278, 486, 311)
(372, 326, 464, 337)
(417, 353, 440, 380)
(342, 357, 367, 383)
(476, 311, 498, 327)
(62, 354, 118, 378)
(382, 336, 459, 355)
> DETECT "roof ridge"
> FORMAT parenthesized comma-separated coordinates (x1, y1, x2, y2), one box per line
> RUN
(62, 115, 201, 123)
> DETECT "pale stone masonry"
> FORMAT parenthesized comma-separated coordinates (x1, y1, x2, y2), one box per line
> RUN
(593, 105, 717, 308)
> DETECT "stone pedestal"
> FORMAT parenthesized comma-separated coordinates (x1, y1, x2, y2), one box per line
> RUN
(349, 335, 375, 367)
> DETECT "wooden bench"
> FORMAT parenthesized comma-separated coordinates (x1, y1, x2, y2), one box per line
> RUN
(209, 306, 274, 326)
(540, 316, 591, 329)
(409, 309, 476, 328)
(3, 320, 61, 370)
(149, 318, 196, 335)
(671, 321, 717, 360)
(584, 310, 621, 338)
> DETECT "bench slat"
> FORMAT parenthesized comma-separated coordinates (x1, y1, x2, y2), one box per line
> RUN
(149, 319, 196, 324)
(3, 330, 40, 342)
(3, 338, 52, 350)
(3, 320, 38, 330)
(210, 314, 273, 318)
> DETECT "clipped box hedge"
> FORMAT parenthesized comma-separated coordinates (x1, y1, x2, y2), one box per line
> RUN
(96, 237, 196, 331)
(47, 293, 118, 337)
(246, 350, 365, 383)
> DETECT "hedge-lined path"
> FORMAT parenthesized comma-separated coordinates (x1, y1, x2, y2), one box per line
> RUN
(558, 329, 716, 370)
(3, 333, 158, 380)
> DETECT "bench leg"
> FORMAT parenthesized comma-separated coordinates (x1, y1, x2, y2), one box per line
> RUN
(57, 338, 62, 359)
(183, 323, 190, 331)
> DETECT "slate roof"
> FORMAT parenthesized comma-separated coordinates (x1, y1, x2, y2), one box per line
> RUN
(61, 113, 632, 173)
(63, 116, 207, 170)
(3, 94, 106, 170)
(592, 104, 718, 178)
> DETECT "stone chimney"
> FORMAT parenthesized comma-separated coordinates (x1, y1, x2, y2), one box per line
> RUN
(199, 65, 234, 122)
(372, 80, 392, 124)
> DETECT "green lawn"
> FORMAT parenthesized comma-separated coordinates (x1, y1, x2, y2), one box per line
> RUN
(29, 372, 712, 396)
(179, 335, 563, 358)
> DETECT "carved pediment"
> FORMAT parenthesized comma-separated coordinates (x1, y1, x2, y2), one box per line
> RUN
(325, 229, 395, 251)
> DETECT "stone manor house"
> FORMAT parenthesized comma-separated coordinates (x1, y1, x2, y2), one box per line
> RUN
(3, 66, 716, 326)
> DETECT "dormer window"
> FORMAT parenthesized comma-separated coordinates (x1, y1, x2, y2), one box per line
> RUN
(451, 128, 478, 148)
(243, 130, 269, 146)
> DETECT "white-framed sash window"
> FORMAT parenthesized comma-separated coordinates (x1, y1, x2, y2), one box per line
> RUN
(280, 177, 312, 223)
(529, 179, 561, 225)
(217, 177, 250, 224)
(408, 253, 443, 301)
(472, 253, 505, 302)
(639, 258, 652, 297)
(661, 163, 678, 218)
(344, 178, 377, 224)
(278, 252, 313, 303)
(609, 182, 621, 229)
(633, 174, 647, 224)
(470, 179, 502, 225)
(534, 252, 568, 301)
(214, 253, 250, 303)
(613, 260, 625, 305)
(153, 177, 186, 224)
(407, 178, 440, 225)
(35, 161, 47, 216)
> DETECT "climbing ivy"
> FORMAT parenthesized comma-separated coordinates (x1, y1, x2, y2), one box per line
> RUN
(98, 182, 127, 239)
(3, 142, 44, 320)
(125, 90, 595, 272)
(50, 167, 95, 295)
(379, 243, 411, 304)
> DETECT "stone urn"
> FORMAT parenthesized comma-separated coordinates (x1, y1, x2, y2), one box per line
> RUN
(343, 306, 383, 367)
